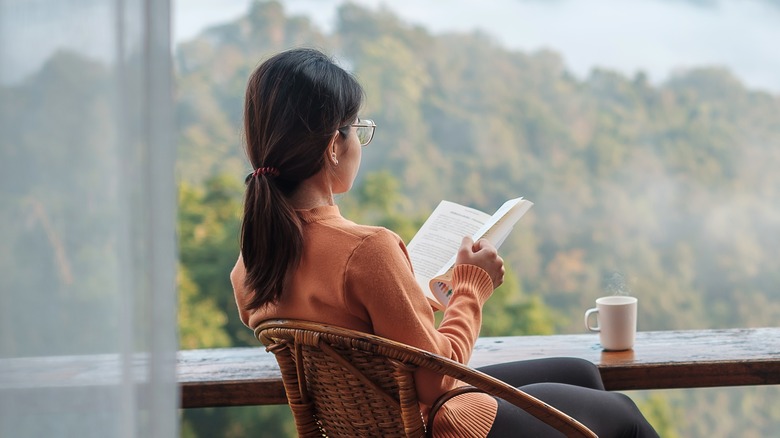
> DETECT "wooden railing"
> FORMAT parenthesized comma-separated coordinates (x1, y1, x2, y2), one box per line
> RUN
(2, 328, 777, 409)
(178, 327, 780, 408)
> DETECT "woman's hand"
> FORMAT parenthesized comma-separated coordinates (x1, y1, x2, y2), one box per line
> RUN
(455, 236, 505, 289)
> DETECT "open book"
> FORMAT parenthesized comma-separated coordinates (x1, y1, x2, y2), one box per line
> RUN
(406, 197, 533, 310)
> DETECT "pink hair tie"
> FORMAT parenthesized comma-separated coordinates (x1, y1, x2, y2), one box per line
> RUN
(253, 166, 280, 178)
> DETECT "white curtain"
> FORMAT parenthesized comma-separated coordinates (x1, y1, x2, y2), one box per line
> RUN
(0, 0, 178, 437)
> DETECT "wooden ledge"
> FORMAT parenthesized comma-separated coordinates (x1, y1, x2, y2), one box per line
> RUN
(178, 327, 780, 408)
(2, 328, 777, 409)
(469, 327, 780, 391)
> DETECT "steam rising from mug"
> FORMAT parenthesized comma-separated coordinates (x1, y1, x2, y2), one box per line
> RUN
(605, 271, 629, 297)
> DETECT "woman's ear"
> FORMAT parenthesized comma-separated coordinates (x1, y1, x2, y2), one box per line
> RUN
(327, 131, 340, 166)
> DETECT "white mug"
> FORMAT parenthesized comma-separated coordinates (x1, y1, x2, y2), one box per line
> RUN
(584, 296, 637, 351)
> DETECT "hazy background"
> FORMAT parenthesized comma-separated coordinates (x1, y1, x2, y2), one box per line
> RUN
(175, 0, 780, 94)
(8, 0, 779, 92)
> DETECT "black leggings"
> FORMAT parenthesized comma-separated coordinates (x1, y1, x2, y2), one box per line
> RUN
(477, 358, 659, 438)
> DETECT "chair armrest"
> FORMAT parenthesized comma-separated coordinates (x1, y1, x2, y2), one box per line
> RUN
(427, 386, 482, 438)
(418, 355, 597, 438)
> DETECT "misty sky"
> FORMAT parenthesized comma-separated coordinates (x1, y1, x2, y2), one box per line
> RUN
(175, 0, 780, 94)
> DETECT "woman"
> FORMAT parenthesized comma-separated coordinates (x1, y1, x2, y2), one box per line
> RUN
(231, 47, 658, 437)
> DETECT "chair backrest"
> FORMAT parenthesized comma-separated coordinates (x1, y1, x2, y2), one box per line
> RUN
(257, 319, 424, 437)
(256, 319, 597, 438)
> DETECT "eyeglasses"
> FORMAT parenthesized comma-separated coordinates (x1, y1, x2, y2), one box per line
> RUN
(341, 118, 376, 146)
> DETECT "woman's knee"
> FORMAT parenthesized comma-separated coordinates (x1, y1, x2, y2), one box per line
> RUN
(553, 357, 604, 390)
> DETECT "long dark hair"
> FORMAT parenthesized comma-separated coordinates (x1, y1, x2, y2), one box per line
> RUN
(240, 48, 363, 310)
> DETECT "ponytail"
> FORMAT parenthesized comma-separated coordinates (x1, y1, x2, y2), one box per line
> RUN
(240, 172, 302, 309)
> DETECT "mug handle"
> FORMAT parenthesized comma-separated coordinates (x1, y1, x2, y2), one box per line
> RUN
(584, 308, 600, 332)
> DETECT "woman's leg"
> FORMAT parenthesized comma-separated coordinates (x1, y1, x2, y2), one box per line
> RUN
(478, 359, 657, 437)
(477, 357, 605, 390)
(487, 383, 659, 438)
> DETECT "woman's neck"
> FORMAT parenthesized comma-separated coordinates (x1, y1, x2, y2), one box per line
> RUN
(289, 191, 334, 210)
(288, 172, 335, 210)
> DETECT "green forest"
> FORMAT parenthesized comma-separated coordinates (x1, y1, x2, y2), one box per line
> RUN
(3, 0, 778, 436)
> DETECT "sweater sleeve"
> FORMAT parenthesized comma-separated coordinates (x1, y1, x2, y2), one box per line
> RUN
(343, 229, 493, 405)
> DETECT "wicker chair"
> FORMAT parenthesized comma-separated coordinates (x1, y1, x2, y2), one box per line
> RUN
(256, 319, 597, 438)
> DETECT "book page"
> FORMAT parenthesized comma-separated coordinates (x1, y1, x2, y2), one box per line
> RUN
(407, 201, 491, 307)
(430, 197, 533, 307)
(434, 198, 531, 278)
(472, 198, 533, 245)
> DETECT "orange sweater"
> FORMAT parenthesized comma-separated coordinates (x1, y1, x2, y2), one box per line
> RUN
(232, 205, 498, 438)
